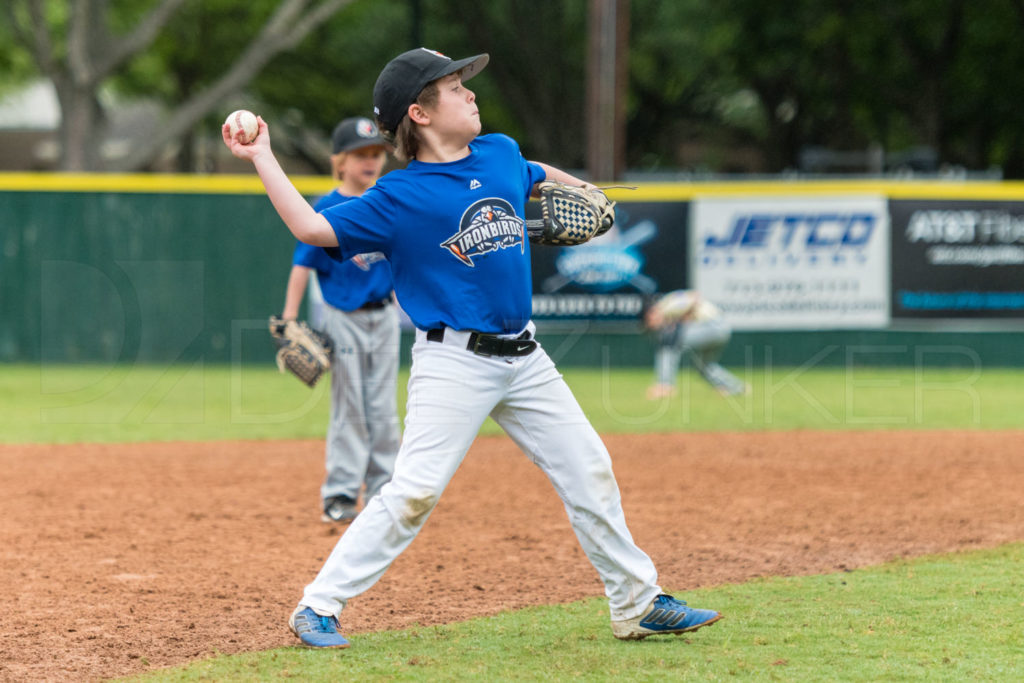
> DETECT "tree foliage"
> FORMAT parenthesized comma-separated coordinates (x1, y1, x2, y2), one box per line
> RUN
(5, 0, 1024, 175)
(645, 0, 1024, 176)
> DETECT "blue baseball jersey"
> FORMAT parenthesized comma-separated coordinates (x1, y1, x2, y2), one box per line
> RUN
(320, 134, 546, 334)
(292, 190, 394, 312)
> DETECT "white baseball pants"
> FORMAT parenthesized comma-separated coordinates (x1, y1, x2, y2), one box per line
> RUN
(300, 325, 662, 621)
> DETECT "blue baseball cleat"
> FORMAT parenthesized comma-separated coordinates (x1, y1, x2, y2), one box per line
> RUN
(289, 606, 351, 648)
(612, 594, 722, 640)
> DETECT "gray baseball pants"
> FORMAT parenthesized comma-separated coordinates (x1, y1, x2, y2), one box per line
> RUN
(655, 319, 746, 394)
(319, 302, 400, 505)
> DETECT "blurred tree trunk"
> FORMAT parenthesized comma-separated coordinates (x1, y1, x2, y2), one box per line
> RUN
(585, 0, 629, 181)
(54, 75, 104, 171)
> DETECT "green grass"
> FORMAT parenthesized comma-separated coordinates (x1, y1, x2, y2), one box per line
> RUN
(6, 364, 1020, 679)
(122, 543, 1024, 681)
(2, 363, 1020, 443)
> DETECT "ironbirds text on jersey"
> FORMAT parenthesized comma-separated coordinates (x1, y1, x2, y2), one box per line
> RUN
(320, 134, 546, 334)
(441, 198, 525, 267)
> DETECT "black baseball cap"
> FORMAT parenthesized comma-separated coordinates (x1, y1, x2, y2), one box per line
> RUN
(330, 116, 388, 154)
(373, 48, 489, 133)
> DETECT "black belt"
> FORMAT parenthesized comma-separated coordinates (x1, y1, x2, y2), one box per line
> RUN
(357, 297, 392, 311)
(426, 327, 538, 357)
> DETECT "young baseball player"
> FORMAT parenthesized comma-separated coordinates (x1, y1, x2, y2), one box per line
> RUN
(224, 47, 722, 649)
(279, 117, 399, 523)
(643, 290, 749, 399)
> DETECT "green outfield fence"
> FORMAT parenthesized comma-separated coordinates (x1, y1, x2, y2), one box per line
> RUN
(2, 173, 1022, 367)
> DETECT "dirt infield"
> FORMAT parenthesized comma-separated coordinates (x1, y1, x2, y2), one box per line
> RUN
(2, 430, 1023, 681)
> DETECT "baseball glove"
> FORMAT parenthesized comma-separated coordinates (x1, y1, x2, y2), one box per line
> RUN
(526, 181, 617, 246)
(268, 315, 334, 388)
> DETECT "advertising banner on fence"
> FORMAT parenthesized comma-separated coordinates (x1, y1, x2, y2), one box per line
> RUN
(890, 200, 1024, 319)
(690, 196, 890, 330)
(528, 201, 689, 322)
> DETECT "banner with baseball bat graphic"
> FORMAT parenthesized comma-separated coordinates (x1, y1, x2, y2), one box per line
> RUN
(527, 201, 689, 323)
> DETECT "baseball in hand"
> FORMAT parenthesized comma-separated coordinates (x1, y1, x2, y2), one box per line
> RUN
(224, 109, 259, 144)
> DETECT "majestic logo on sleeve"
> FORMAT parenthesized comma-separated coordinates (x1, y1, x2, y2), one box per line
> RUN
(441, 198, 525, 267)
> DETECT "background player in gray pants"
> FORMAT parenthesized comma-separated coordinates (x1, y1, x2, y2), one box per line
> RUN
(644, 290, 748, 399)
(281, 117, 400, 523)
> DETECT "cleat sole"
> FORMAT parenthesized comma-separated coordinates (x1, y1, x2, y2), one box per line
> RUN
(614, 613, 723, 641)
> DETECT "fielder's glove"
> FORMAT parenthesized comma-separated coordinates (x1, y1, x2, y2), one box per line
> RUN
(268, 315, 334, 388)
(526, 181, 617, 246)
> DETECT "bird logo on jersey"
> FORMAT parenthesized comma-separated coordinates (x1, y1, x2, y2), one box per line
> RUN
(441, 198, 525, 267)
(351, 251, 387, 271)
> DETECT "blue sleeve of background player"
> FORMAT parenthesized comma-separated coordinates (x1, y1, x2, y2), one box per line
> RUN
(319, 185, 396, 261)
(292, 240, 329, 269)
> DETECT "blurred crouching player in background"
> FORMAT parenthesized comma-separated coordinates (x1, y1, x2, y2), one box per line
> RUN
(643, 289, 748, 399)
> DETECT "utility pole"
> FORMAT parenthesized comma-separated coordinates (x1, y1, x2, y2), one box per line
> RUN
(585, 0, 629, 182)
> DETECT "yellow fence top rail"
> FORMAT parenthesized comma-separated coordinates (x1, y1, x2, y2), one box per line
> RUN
(4, 172, 1024, 200)
(0, 172, 336, 196)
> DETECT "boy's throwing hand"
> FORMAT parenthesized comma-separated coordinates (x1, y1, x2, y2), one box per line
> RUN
(222, 115, 270, 162)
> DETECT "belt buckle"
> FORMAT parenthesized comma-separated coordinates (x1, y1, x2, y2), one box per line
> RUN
(467, 333, 494, 357)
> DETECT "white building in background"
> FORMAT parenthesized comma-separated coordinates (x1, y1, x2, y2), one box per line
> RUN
(0, 79, 61, 129)
(0, 79, 178, 171)
(0, 80, 62, 170)
(0, 79, 322, 173)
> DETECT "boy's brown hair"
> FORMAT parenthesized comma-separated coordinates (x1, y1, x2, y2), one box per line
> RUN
(330, 151, 349, 182)
(391, 73, 452, 162)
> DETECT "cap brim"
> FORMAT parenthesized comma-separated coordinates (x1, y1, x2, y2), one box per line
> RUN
(336, 137, 391, 153)
(432, 53, 489, 84)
